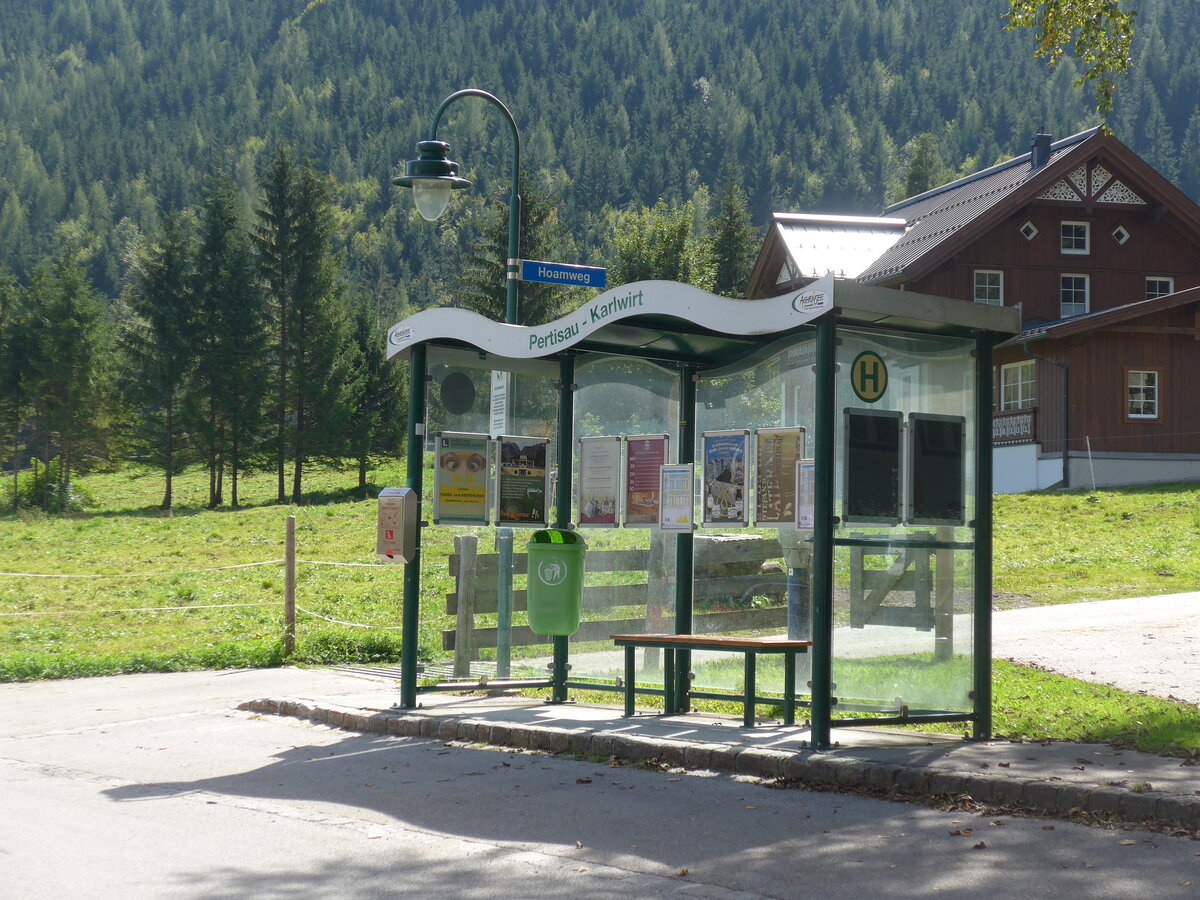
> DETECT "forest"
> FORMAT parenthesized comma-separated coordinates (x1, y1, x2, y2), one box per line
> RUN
(1, 0, 1197, 506)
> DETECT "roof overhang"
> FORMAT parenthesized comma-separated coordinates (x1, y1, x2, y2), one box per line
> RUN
(386, 277, 1020, 372)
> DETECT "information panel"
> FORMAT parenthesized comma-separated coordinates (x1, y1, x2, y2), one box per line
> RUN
(624, 434, 669, 527)
(432, 432, 491, 525)
(753, 427, 806, 526)
(906, 413, 966, 526)
(496, 436, 550, 527)
(701, 430, 749, 527)
(577, 436, 621, 528)
(658, 464, 695, 532)
(843, 409, 902, 526)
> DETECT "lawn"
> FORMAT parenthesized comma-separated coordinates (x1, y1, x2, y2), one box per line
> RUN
(2, 467, 1199, 755)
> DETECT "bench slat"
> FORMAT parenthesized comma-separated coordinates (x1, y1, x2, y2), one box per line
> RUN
(611, 633, 811, 651)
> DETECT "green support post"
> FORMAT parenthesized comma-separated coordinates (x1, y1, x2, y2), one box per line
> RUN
(400, 343, 427, 709)
(550, 351, 576, 703)
(810, 316, 837, 748)
(672, 365, 697, 713)
(973, 335, 995, 739)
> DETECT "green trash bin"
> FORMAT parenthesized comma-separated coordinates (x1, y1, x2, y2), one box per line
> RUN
(526, 529, 586, 636)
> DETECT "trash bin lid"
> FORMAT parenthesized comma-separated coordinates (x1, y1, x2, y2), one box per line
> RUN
(530, 529, 584, 545)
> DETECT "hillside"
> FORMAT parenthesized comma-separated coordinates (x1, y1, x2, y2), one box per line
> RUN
(3, 0, 1199, 305)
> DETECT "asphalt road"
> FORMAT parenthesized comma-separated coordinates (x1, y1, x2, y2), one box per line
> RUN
(2, 669, 1198, 899)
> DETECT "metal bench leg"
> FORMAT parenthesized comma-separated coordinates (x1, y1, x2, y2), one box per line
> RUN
(623, 646, 635, 717)
(743, 651, 756, 727)
(663, 648, 676, 714)
(783, 651, 796, 726)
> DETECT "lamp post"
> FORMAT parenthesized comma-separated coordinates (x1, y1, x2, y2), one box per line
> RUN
(394, 89, 522, 688)
(393, 89, 522, 326)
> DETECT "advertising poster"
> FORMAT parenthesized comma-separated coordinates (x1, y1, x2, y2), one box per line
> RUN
(754, 427, 806, 526)
(658, 464, 695, 532)
(577, 436, 621, 527)
(432, 433, 491, 525)
(701, 430, 749, 526)
(624, 434, 669, 527)
(496, 436, 550, 526)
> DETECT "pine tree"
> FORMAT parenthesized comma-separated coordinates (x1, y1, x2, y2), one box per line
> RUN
(708, 176, 759, 298)
(0, 268, 29, 508)
(192, 171, 269, 508)
(345, 300, 405, 496)
(119, 212, 197, 509)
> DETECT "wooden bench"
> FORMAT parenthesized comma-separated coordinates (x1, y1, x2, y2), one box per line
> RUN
(610, 633, 812, 727)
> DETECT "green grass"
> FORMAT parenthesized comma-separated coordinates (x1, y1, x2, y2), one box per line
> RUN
(993, 483, 1200, 606)
(3, 466, 1200, 758)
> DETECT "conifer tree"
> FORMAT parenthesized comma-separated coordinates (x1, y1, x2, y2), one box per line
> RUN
(120, 212, 197, 509)
(0, 268, 29, 508)
(708, 176, 759, 298)
(345, 300, 405, 495)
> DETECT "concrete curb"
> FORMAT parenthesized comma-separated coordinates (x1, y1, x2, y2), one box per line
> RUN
(239, 697, 1200, 830)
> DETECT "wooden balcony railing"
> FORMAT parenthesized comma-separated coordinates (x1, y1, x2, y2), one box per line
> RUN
(993, 407, 1037, 445)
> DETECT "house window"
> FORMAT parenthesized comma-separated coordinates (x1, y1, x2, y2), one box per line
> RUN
(1000, 361, 1036, 411)
(1019, 220, 1039, 241)
(973, 270, 1003, 305)
(1060, 274, 1089, 317)
(1112, 224, 1131, 245)
(1127, 370, 1159, 419)
(1145, 277, 1174, 300)
(1060, 221, 1090, 254)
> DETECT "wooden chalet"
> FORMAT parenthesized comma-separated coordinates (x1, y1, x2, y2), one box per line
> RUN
(747, 128, 1200, 491)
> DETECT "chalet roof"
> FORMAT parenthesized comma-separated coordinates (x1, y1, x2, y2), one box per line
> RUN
(859, 128, 1102, 284)
(771, 213, 907, 280)
(1013, 284, 1200, 345)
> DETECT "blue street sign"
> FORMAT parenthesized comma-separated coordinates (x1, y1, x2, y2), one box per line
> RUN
(519, 259, 607, 289)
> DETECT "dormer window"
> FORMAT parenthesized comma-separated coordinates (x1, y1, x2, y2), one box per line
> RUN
(1060, 221, 1089, 255)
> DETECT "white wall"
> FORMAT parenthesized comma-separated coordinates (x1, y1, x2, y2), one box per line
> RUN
(994, 445, 1200, 492)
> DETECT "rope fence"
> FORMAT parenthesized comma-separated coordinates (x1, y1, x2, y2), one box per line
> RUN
(0, 516, 404, 650)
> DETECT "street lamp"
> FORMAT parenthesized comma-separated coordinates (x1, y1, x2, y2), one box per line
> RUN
(393, 88, 522, 326)
(394, 89, 524, 688)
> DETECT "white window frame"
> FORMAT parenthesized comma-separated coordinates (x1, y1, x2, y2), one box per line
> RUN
(1145, 277, 1174, 300)
(1000, 360, 1036, 411)
(973, 269, 1003, 306)
(1126, 369, 1160, 420)
(1060, 221, 1090, 255)
(1060, 274, 1089, 318)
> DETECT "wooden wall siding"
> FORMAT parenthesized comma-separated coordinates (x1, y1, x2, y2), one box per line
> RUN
(914, 207, 1200, 324)
(996, 305, 1200, 457)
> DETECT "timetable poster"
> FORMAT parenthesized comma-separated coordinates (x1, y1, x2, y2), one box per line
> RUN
(754, 427, 806, 526)
(433, 432, 491, 525)
(701, 430, 749, 526)
(624, 434, 669, 527)
(577, 436, 621, 527)
(496, 436, 550, 526)
(658, 464, 695, 532)
(795, 459, 816, 532)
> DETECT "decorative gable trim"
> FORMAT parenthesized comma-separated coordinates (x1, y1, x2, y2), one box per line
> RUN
(1097, 180, 1146, 205)
(1068, 165, 1088, 195)
(1091, 164, 1112, 195)
(1037, 180, 1082, 202)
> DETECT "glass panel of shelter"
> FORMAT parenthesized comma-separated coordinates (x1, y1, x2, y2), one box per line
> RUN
(832, 327, 977, 717)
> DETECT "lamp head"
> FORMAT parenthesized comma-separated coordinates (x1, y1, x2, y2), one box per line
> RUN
(392, 140, 472, 221)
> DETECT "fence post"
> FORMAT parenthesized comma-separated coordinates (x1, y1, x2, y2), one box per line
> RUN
(284, 515, 296, 657)
(453, 533, 478, 678)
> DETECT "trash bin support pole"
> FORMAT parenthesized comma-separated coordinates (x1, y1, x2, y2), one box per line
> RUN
(549, 351, 576, 704)
(672, 364, 697, 714)
(400, 342, 427, 709)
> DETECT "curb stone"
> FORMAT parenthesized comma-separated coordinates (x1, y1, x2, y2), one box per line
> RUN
(237, 698, 1200, 830)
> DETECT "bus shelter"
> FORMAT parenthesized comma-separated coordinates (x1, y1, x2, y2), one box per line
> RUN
(385, 277, 1020, 747)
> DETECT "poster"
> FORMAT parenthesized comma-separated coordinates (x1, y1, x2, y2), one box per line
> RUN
(577, 436, 621, 527)
(658, 464, 694, 532)
(701, 430, 749, 526)
(624, 434, 669, 527)
(754, 427, 806, 526)
(496, 436, 550, 526)
(795, 459, 816, 532)
(432, 433, 490, 525)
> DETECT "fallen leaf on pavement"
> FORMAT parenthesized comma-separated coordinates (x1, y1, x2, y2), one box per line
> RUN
(973, 841, 987, 849)
(676, 869, 689, 877)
